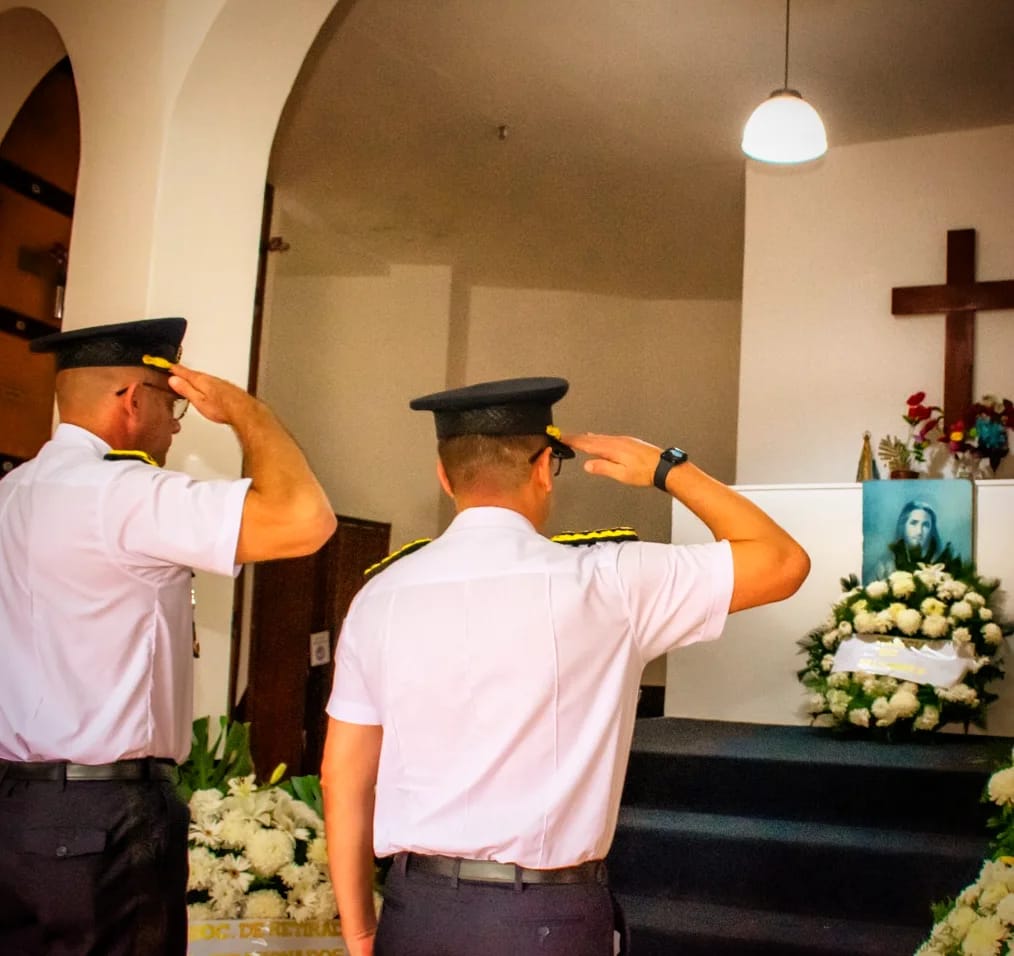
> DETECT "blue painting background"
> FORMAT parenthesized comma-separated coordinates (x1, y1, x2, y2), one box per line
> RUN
(861, 479, 974, 584)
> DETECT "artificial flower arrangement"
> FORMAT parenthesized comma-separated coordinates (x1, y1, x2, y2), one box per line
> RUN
(882, 391, 1014, 478)
(179, 716, 337, 923)
(798, 546, 1009, 737)
(916, 750, 1014, 954)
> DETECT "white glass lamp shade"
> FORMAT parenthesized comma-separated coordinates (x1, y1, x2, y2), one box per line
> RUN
(741, 89, 827, 164)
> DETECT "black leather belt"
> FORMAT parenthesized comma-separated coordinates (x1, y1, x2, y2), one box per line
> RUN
(0, 758, 177, 783)
(400, 852, 607, 885)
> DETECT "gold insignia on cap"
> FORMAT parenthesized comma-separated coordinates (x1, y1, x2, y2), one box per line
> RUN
(546, 425, 562, 440)
(142, 354, 173, 370)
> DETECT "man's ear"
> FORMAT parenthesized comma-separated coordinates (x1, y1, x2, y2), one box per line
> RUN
(436, 458, 455, 499)
(118, 381, 143, 419)
(533, 447, 554, 494)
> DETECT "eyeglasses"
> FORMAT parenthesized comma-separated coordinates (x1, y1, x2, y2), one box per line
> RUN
(116, 382, 189, 421)
(528, 444, 564, 477)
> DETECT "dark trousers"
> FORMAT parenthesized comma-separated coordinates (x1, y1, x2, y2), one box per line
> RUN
(375, 857, 624, 956)
(0, 773, 190, 956)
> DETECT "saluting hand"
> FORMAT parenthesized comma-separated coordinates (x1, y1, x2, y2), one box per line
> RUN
(561, 432, 661, 487)
(167, 363, 259, 426)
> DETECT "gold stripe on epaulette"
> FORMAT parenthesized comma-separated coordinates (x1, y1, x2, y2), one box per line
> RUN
(104, 449, 159, 467)
(551, 527, 639, 546)
(363, 538, 432, 580)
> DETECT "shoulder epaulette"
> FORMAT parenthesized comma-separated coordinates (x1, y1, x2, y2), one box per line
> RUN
(551, 527, 639, 547)
(363, 538, 432, 580)
(104, 449, 159, 467)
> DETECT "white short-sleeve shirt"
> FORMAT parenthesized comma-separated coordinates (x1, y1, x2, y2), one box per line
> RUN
(327, 506, 733, 868)
(0, 424, 250, 764)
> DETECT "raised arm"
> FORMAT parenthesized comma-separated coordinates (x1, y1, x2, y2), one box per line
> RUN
(168, 364, 336, 563)
(562, 432, 810, 613)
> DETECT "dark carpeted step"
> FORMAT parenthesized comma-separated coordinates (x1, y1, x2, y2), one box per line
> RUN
(608, 806, 986, 925)
(622, 717, 1011, 832)
(614, 895, 929, 956)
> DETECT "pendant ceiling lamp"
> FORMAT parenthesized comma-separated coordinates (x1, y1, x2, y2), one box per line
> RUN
(742, 0, 827, 164)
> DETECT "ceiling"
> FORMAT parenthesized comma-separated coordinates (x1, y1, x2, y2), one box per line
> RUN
(268, 0, 1014, 300)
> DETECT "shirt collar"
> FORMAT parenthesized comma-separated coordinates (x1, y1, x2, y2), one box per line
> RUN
(54, 422, 112, 456)
(447, 506, 538, 536)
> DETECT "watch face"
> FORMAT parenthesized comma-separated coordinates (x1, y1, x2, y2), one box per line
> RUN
(662, 447, 688, 465)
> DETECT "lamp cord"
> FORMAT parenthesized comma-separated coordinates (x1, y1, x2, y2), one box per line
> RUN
(783, 0, 791, 89)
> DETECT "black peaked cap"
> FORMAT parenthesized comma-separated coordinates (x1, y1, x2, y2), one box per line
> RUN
(410, 376, 574, 458)
(30, 317, 187, 373)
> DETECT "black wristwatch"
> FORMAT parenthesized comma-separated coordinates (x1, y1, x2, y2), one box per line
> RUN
(653, 447, 689, 491)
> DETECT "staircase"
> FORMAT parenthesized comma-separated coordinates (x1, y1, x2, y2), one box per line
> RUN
(607, 717, 1014, 955)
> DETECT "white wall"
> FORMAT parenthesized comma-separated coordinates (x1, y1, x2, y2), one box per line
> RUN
(737, 124, 1014, 485)
(261, 265, 454, 548)
(468, 286, 741, 544)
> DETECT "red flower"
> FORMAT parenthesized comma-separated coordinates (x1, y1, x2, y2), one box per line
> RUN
(906, 391, 926, 406)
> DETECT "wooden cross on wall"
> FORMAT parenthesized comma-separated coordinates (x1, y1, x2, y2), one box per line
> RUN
(892, 228, 1014, 426)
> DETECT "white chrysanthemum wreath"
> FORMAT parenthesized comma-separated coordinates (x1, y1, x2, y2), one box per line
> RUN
(186, 774, 338, 923)
(916, 750, 1014, 954)
(798, 550, 1008, 737)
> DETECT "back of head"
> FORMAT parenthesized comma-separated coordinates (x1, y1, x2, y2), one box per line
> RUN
(411, 376, 575, 509)
(437, 433, 547, 495)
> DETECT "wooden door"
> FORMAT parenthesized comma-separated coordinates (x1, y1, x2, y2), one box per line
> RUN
(0, 58, 79, 474)
(243, 515, 390, 777)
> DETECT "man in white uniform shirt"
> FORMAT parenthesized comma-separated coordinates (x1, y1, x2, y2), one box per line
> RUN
(321, 377, 809, 956)
(0, 317, 336, 956)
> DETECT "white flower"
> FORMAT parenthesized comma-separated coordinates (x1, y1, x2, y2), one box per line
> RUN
(875, 610, 895, 632)
(984, 623, 1004, 646)
(828, 672, 851, 689)
(988, 768, 1014, 806)
(936, 579, 967, 601)
(888, 571, 916, 597)
(921, 615, 950, 638)
(821, 630, 838, 649)
(980, 608, 994, 621)
(850, 598, 869, 613)
(937, 683, 978, 705)
(896, 609, 923, 635)
(245, 827, 295, 877)
(804, 693, 826, 714)
(189, 815, 223, 848)
(820, 654, 834, 672)
(961, 913, 1006, 955)
(914, 706, 940, 730)
(951, 601, 974, 621)
(837, 620, 853, 637)
(921, 597, 947, 617)
(952, 627, 972, 645)
(865, 581, 889, 599)
(848, 708, 870, 728)
(188, 845, 218, 891)
(947, 904, 980, 937)
(889, 688, 920, 719)
(978, 880, 1009, 910)
(853, 611, 878, 634)
(965, 591, 986, 608)
(307, 835, 329, 867)
(243, 889, 288, 920)
(995, 893, 1014, 924)
(190, 788, 225, 819)
(227, 774, 259, 798)
(219, 809, 258, 848)
(827, 689, 851, 718)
